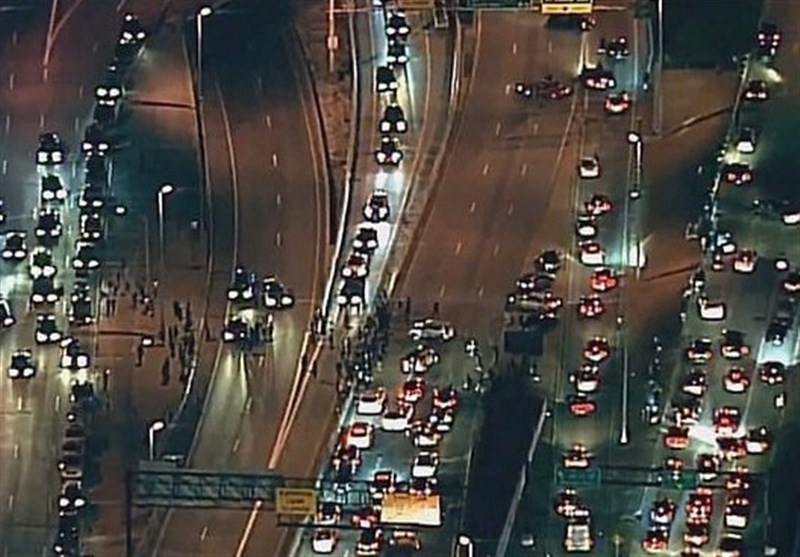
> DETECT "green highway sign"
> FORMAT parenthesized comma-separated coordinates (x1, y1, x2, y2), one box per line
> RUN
(660, 471, 698, 490)
(557, 467, 601, 487)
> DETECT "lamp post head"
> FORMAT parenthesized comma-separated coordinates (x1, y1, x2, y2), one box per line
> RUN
(627, 131, 641, 145)
(199, 6, 213, 17)
(159, 183, 175, 195)
(150, 419, 166, 432)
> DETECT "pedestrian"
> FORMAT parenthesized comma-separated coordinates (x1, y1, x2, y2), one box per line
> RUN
(102, 368, 110, 392)
(433, 302, 440, 318)
(136, 343, 144, 366)
(160, 358, 170, 386)
(132, 292, 139, 309)
(173, 300, 182, 321)
(110, 297, 117, 316)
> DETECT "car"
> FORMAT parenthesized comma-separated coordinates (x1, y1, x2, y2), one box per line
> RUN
(721, 162, 753, 185)
(783, 271, 800, 293)
(0, 296, 14, 328)
(697, 296, 726, 321)
(575, 214, 598, 239)
(2, 231, 27, 260)
(723, 367, 750, 393)
(400, 377, 425, 404)
(337, 277, 365, 307)
(363, 189, 390, 222)
(356, 528, 383, 556)
(345, 422, 374, 450)
(40, 175, 67, 203)
(428, 407, 454, 433)
(222, 317, 248, 343)
(331, 442, 361, 473)
(726, 467, 752, 491)
(583, 337, 610, 363)
(0, 199, 4, 224)
(30, 274, 62, 305)
(69, 285, 93, 326)
(721, 330, 750, 359)
(35, 208, 63, 243)
(386, 39, 408, 66)
(262, 275, 294, 309)
(380, 104, 407, 136)
(78, 184, 106, 209)
(58, 481, 87, 514)
(554, 489, 583, 517)
(60, 339, 90, 371)
(584, 194, 612, 216)
(579, 241, 605, 266)
(642, 528, 668, 553)
(604, 91, 631, 114)
(29, 246, 57, 279)
(672, 397, 702, 427)
(567, 394, 597, 416)
(8, 350, 36, 379)
(745, 426, 772, 454)
(119, 12, 147, 45)
(735, 126, 757, 154)
(578, 155, 601, 179)
(77, 211, 103, 243)
(649, 498, 676, 526)
(52, 516, 80, 555)
(227, 266, 257, 301)
(370, 470, 397, 499)
(35, 314, 63, 344)
(516, 272, 554, 292)
(409, 421, 441, 448)
(514, 82, 534, 98)
(682, 369, 708, 397)
(757, 22, 781, 55)
(536, 75, 573, 99)
(685, 338, 713, 363)
(664, 426, 690, 449)
(580, 65, 616, 90)
(563, 444, 593, 468)
(433, 385, 458, 410)
(72, 241, 100, 271)
(408, 318, 455, 341)
(311, 528, 338, 554)
(385, 11, 410, 38)
(375, 135, 403, 166)
(82, 122, 110, 155)
(353, 226, 379, 252)
(766, 318, 790, 346)
(376, 65, 398, 93)
(389, 530, 421, 550)
(36, 132, 65, 165)
(316, 501, 342, 526)
(742, 79, 768, 101)
(697, 453, 721, 481)
(687, 488, 713, 521)
(733, 249, 757, 274)
(382, 403, 414, 432)
(714, 406, 742, 437)
(351, 505, 380, 529)
(590, 268, 618, 292)
(341, 250, 370, 279)
(563, 514, 594, 552)
(572, 364, 599, 393)
(535, 249, 561, 274)
(684, 523, 710, 547)
(506, 289, 563, 313)
(357, 388, 387, 415)
(604, 36, 629, 58)
(411, 451, 439, 479)
(577, 295, 604, 318)
(85, 153, 107, 183)
(401, 345, 439, 374)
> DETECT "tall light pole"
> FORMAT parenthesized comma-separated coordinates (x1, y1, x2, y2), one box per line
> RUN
(326, 0, 338, 74)
(148, 419, 166, 460)
(196, 6, 213, 101)
(157, 183, 175, 282)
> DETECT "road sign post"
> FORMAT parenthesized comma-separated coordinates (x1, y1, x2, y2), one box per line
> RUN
(556, 467, 601, 487)
(276, 488, 318, 517)
(540, 0, 594, 14)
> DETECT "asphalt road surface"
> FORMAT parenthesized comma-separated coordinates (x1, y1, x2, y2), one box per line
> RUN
(153, 3, 328, 556)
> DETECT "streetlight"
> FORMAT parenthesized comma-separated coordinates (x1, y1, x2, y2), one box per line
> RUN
(455, 535, 474, 557)
(627, 130, 643, 199)
(157, 182, 175, 280)
(148, 419, 166, 460)
(196, 6, 213, 100)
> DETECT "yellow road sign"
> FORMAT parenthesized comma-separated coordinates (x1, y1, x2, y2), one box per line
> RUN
(398, 0, 435, 10)
(276, 488, 317, 516)
(541, 0, 594, 15)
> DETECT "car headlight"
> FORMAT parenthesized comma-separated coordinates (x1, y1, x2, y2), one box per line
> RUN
(58, 496, 69, 508)
(74, 260, 84, 268)
(243, 290, 253, 299)
(24, 367, 34, 377)
(342, 267, 352, 277)
(352, 295, 362, 304)
(380, 121, 390, 132)
(337, 295, 347, 305)
(266, 297, 276, 307)
(397, 121, 407, 132)
(227, 290, 238, 300)
(282, 296, 293, 305)
(8, 369, 19, 378)
(37, 152, 48, 164)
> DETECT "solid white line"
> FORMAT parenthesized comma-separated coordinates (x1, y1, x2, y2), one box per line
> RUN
(8, 73, 14, 91)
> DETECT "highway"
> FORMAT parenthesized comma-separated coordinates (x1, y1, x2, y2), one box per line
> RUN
(153, 2, 328, 556)
(0, 1, 211, 555)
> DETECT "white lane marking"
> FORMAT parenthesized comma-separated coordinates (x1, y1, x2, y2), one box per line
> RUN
(8, 73, 15, 91)
(533, 122, 539, 135)
(469, 201, 476, 213)
(78, 84, 84, 99)
(455, 241, 462, 255)
(74, 116, 80, 133)
(493, 243, 500, 257)
(1, 160, 7, 175)
(495, 122, 502, 136)
(7, 495, 13, 510)
(13, 444, 19, 459)
(245, 397, 253, 412)
(12, 32, 18, 46)
(39, 113, 45, 129)
(265, 115, 272, 128)
(200, 526, 209, 540)
(482, 163, 490, 176)
(276, 193, 282, 207)
(507, 203, 514, 216)
(276, 232, 282, 246)
(232, 438, 240, 453)
(54, 395, 60, 411)
(272, 153, 278, 167)
(512, 42, 517, 55)
(43, 67, 49, 82)
(478, 286, 484, 298)
(505, 84, 511, 95)
(4, 115, 10, 134)
(439, 284, 446, 298)
(521, 163, 528, 175)
(16, 397, 23, 411)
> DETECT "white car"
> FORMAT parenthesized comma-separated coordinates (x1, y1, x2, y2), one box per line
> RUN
(578, 155, 601, 179)
(400, 346, 439, 374)
(408, 318, 455, 342)
(579, 241, 605, 266)
(311, 529, 338, 554)
(356, 389, 386, 415)
(573, 365, 599, 393)
(733, 250, 757, 273)
(697, 297, 726, 321)
(29, 246, 57, 279)
(724, 367, 750, 393)
(341, 251, 369, 279)
(411, 451, 439, 479)
(2, 231, 27, 260)
(563, 445, 593, 468)
(575, 214, 597, 239)
(381, 405, 412, 432)
(346, 422, 374, 450)
(35, 314, 63, 344)
(375, 135, 403, 166)
(8, 350, 36, 379)
(363, 189, 390, 223)
(60, 339, 90, 371)
(263, 276, 294, 309)
(72, 241, 100, 270)
(735, 127, 756, 154)
(36, 132, 65, 165)
(353, 226, 379, 252)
